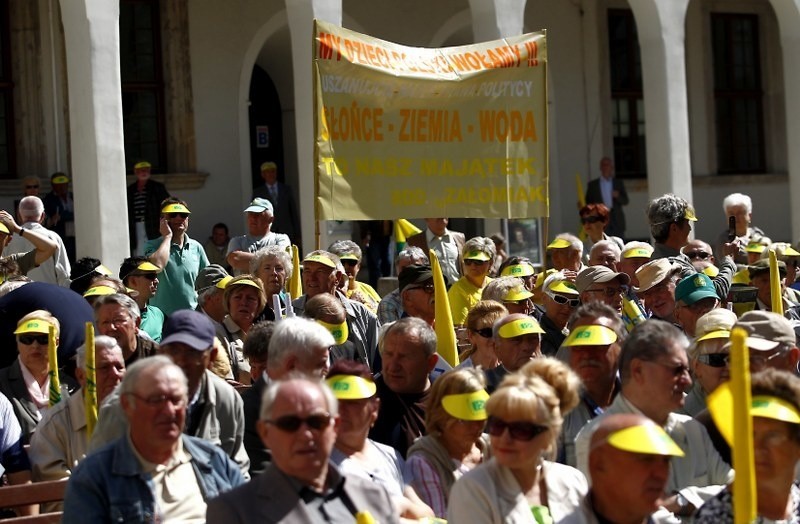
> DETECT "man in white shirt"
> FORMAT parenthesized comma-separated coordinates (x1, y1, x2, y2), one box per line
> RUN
(406, 218, 465, 285)
(5, 196, 70, 286)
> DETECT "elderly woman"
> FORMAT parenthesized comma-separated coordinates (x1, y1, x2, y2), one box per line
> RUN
(449, 236, 496, 326)
(329, 239, 381, 312)
(216, 274, 266, 383)
(482, 276, 534, 317)
(458, 300, 508, 370)
(448, 358, 586, 523)
(406, 368, 491, 518)
(579, 204, 624, 255)
(682, 308, 737, 417)
(0, 311, 77, 443)
(327, 360, 433, 521)
(696, 368, 800, 522)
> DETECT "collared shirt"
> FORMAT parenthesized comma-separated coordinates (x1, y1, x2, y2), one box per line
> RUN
(18, 357, 48, 412)
(283, 466, 355, 523)
(599, 177, 614, 209)
(145, 234, 209, 315)
(426, 228, 460, 284)
(377, 289, 404, 324)
(4, 222, 71, 286)
(140, 303, 164, 343)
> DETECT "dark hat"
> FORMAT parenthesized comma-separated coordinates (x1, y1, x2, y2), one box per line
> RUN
(160, 310, 216, 351)
(195, 264, 230, 293)
(748, 259, 787, 280)
(675, 273, 719, 305)
(398, 264, 433, 293)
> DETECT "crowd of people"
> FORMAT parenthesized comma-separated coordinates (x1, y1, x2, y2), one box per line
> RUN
(0, 158, 798, 523)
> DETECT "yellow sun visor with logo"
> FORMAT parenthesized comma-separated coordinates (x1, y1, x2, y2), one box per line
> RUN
(216, 275, 233, 289)
(684, 206, 698, 221)
(326, 374, 376, 400)
(14, 319, 56, 335)
(317, 320, 349, 345)
(504, 288, 533, 301)
(134, 161, 152, 169)
(501, 263, 535, 277)
(562, 325, 618, 347)
(463, 250, 490, 261)
(746, 242, 767, 254)
(228, 278, 261, 291)
(622, 246, 653, 259)
(498, 318, 544, 338)
(605, 424, 685, 457)
(442, 390, 489, 421)
(547, 238, 572, 249)
(136, 261, 162, 273)
(702, 265, 720, 278)
(161, 203, 191, 214)
(339, 253, 359, 261)
(0, 223, 8, 235)
(83, 285, 117, 298)
(709, 382, 800, 446)
(51, 175, 70, 184)
(303, 253, 336, 269)
(547, 280, 579, 296)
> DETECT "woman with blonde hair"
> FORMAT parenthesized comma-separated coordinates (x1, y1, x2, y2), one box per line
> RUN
(406, 368, 491, 518)
(457, 300, 508, 370)
(448, 358, 586, 523)
(217, 274, 266, 383)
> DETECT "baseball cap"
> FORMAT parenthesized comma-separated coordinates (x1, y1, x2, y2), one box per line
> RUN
(674, 273, 719, 306)
(260, 161, 277, 171)
(244, 197, 273, 214)
(547, 238, 572, 249)
(398, 264, 433, 293)
(733, 310, 797, 351)
(694, 308, 737, 343)
(326, 374, 376, 400)
(604, 423, 685, 457)
(497, 317, 544, 338)
(621, 245, 654, 259)
(575, 266, 630, 294)
(195, 264, 230, 293)
(160, 310, 216, 351)
(748, 259, 786, 280)
(634, 259, 675, 293)
(562, 325, 618, 347)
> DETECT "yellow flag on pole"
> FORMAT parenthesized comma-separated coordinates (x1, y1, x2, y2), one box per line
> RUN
(394, 219, 422, 254)
(84, 322, 98, 437)
(730, 327, 756, 523)
(289, 245, 302, 300)
(48, 325, 61, 406)
(770, 249, 784, 315)
(429, 249, 458, 367)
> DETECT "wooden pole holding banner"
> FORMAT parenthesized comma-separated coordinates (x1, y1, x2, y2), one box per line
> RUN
(84, 322, 98, 437)
(730, 326, 756, 523)
(47, 325, 61, 406)
(770, 249, 783, 315)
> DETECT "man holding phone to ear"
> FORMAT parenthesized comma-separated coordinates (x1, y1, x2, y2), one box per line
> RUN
(714, 193, 764, 264)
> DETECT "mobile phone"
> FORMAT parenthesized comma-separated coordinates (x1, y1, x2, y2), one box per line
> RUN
(727, 216, 736, 242)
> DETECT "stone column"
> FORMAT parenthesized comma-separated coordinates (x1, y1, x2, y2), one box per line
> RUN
(770, 0, 800, 241)
(468, 0, 526, 41)
(58, 0, 128, 266)
(628, 0, 693, 204)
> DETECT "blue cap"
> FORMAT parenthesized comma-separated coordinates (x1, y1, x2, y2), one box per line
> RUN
(244, 197, 273, 214)
(160, 310, 215, 351)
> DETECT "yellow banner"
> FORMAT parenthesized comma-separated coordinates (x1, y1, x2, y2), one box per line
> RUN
(314, 20, 548, 220)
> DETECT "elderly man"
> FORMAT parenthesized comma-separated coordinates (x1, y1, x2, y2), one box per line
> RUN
(673, 273, 720, 337)
(714, 192, 764, 263)
(145, 197, 209, 315)
(4, 196, 69, 286)
(547, 233, 583, 273)
(635, 258, 682, 323)
(64, 356, 245, 522)
(484, 313, 544, 392)
(94, 293, 158, 367)
(575, 320, 732, 518)
(576, 265, 630, 314)
(406, 218, 465, 285)
(29, 336, 124, 486)
(207, 377, 398, 523)
(556, 302, 625, 467)
(195, 264, 231, 327)
(370, 317, 438, 458)
(251, 161, 301, 243)
(585, 156, 628, 238)
(482, 275, 534, 317)
(396, 264, 436, 326)
(119, 256, 164, 342)
(618, 242, 653, 289)
(127, 160, 169, 255)
(588, 239, 621, 270)
(539, 272, 579, 356)
(378, 246, 428, 324)
(227, 198, 290, 275)
(0, 209, 57, 277)
(293, 250, 380, 371)
(90, 310, 250, 476)
(562, 413, 684, 524)
(329, 239, 381, 312)
(267, 316, 334, 380)
(647, 194, 698, 260)
(748, 259, 799, 314)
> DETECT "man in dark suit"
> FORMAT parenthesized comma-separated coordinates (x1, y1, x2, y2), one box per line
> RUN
(206, 376, 399, 524)
(585, 157, 629, 238)
(406, 218, 465, 285)
(126, 161, 169, 255)
(252, 161, 301, 245)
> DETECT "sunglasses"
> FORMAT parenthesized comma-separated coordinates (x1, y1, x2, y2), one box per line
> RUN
(265, 413, 332, 432)
(341, 259, 359, 266)
(472, 327, 494, 338)
(584, 286, 627, 297)
(132, 273, 158, 281)
(464, 259, 489, 266)
(408, 283, 435, 293)
(486, 416, 549, 441)
(696, 353, 728, 368)
(581, 215, 604, 224)
(18, 334, 48, 345)
(25, 185, 39, 189)
(684, 251, 710, 260)
(166, 213, 189, 219)
(547, 293, 580, 307)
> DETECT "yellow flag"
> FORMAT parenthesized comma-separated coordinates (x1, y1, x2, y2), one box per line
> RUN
(289, 245, 302, 300)
(394, 219, 422, 254)
(770, 249, 783, 315)
(730, 327, 756, 523)
(48, 325, 61, 406)
(84, 322, 98, 437)
(430, 249, 458, 367)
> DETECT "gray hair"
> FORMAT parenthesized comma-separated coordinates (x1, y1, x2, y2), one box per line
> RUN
(198, 286, 223, 307)
(379, 317, 437, 358)
(93, 293, 141, 320)
(462, 236, 497, 262)
(76, 335, 122, 370)
(619, 320, 688, 384)
(482, 276, 527, 302)
(554, 233, 583, 253)
(259, 376, 338, 421)
(267, 317, 335, 372)
(395, 246, 428, 266)
(243, 321, 274, 360)
(18, 196, 45, 223)
(589, 240, 621, 260)
(647, 194, 693, 242)
(119, 355, 187, 398)
(304, 250, 343, 277)
(250, 245, 293, 280)
(622, 240, 652, 253)
(328, 240, 362, 262)
(722, 193, 752, 215)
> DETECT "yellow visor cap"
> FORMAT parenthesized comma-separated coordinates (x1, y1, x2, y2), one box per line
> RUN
(606, 424, 685, 457)
(303, 254, 336, 269)
(746, 242, 766, 254)
(563, 325, 618, 347)
(547, 238, 572, 249)
(784, 246, 800, 257)
(464, 250, 490, 261)
(14, 319, 55, 335)
(548, 280, 579, 295)
(504, 288, 533, 301)
(161, 203, 191, 214)
(535, 269, 556, 289)
(0, 223, 8, 235)
(317, 320, 349, 345)
(51, 175, 69, 184)
(695, 329, 731, 343)
(136, 261, 162, 273)
(134, 161, 151, 169)
(684, 207, 698, 221)
(339, 253, 359, 262)
(441, 390, 489, 421)
(702, 265, 719, 278)
(95, 264, 113, 276)
(622, 247, 653, 259)
(501, 263, 535, 277)
(731, 269, 751, 285)
(709, 382, 800, 446)
(326, 375, 376, 400)
(83, 285, 117, 298)
(498, 318, 544, 338)
(216, 275, 233, 289)
(229, 278, 261, 291)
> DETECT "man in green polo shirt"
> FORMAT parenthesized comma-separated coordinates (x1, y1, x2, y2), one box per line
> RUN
(119, 256, 165, 342)
(145, 198, 208, 315)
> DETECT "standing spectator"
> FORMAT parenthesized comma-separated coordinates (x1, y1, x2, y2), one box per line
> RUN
(195, 265, 231, 328)
(484, 314, 544, 392)
(539, 272, 580, 356)
(13, 176, 40, 219)
(249, 245, 292, 320)
(588, 239, 621, 270)
(683, 308, 736, 417)
(5, 196, 70, 286)
(204, 222, 231, 272)
(576, 265, 630, 315)
(458, 300, 508, 370)
(714, 192, 765, 263)
(0, 210, 57, 277)
(579, 203, 624, 255)
(618, 242, 653, 289)
(585, 156, 628, 238)
(251, 161, 301, 244)
(42, 172, 75, 262)
(407, 218, 465, 286)
(227, 198, 290, 275)
(126, 161, 169, 256)
(647, 194, 698, 259)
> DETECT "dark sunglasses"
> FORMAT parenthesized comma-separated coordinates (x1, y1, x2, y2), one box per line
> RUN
(166, 213, 189, 219)
(408, 283, 435, 293)
(18, 334, 48, 345)
(548, 293, 580, 307)
(464, 259, 489, 266)
(265, 413, 332, 432)
(472, 327, 494, 338)
(685, 251, 710, 260)
(581, 215, 604, 224)
(132, 273, 158, 280)
(25, 185, 39, 189)
(696, 353, 728, 368)
(341, 259, 359, 266)
(486, 416, 549, 441)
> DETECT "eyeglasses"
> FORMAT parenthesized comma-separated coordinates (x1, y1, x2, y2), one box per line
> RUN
(648, 360, 691, 378)
(132, 273, 158, 281)
(18, 334, 48, 346)
(546, 292, 580, 307)
(264, 413, 332, 432)
(128, 393, 186, 408)
(584, 286, 627, 297)
(341, 259, 359, 266)
(503, 298, 532, 307)
(486, 416, 549, 441)
(407, 283, 434, 294)
(166, 213, 189, 219)
(464, 259, 489, 266)
(750, 350, 789, 369)
(696, 353, 728, 368)
(581, 216, 604, 225)
(684, 251, 710, 260)
(472, 327, 494, 338)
